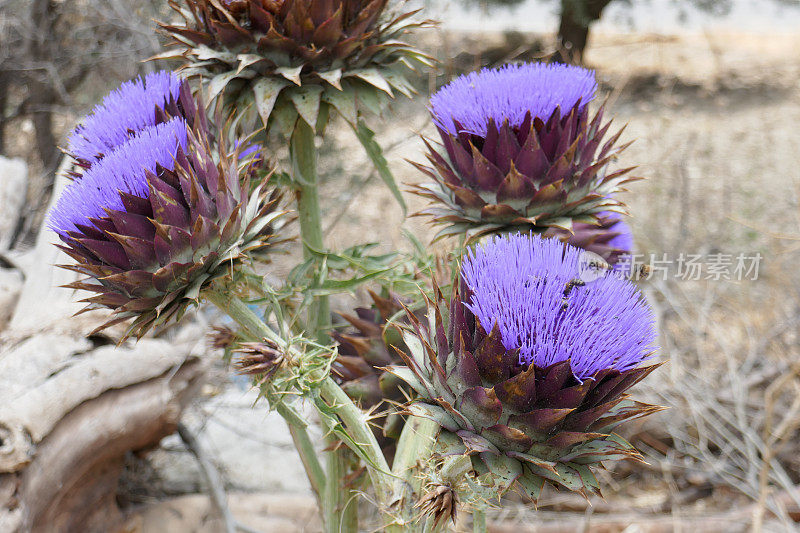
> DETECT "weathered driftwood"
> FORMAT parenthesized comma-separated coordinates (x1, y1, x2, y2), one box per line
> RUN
(0, 156, 27, 330)
(7, 158, 85, 336)
(0, 158, 208, 532)
(0, 338, 203, 471)
(1, 354, 204, 532)
(0, 268, 23, 335)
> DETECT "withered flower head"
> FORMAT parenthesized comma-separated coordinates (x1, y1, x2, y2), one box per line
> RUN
(209, 325, 239, 350)
(416, 483, 458, 528)
(234, 339, 286, 382)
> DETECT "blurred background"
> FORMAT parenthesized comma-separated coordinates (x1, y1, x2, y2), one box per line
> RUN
(2, 0, 800, 531)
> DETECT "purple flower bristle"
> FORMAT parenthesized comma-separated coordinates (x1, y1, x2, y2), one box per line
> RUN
(67, 70, 183, 164)
(233, 139, 263, 161)
(602, 211, 634, 253)
(460, 233, 656, 380)
(430, 63, 598, 137)
(51, 118, 188, 236)
(238, 143, 262, 160)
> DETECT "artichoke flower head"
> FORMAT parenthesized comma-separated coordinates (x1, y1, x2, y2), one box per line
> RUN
(51, 70, 283, 339)
(413, 63, 638, 243)
(158, 0, 432, 135)
(391, 233, 662, 499)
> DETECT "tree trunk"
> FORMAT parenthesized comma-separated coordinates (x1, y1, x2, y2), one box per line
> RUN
(556, 0, 615, 64)
(29, 94, 61, 173)
(28, 0, 62, 173)
(0, 75, 8, 156)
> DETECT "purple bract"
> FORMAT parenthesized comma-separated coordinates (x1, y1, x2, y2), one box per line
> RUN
(460, 233, 656, 380)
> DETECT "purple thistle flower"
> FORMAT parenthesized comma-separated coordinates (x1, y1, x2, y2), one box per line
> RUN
(232, 140, 269, 184)
(412, 62, 634, 242)
(67, 70, 183, 165)
(233, 139, 264, 163)
(430, 62, 597, 137)
(49, 79, 283, 339)
(51, 118, 188, 237)
(549, 210, 635, 265)
(238, 143, 261, 160)
(390, 232, 663, 499)
(604, 212, 634, 253)
(460, 233, 656, 380)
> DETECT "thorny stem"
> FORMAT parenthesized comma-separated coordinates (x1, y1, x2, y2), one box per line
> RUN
(206, 288, 397, 530)
(472, 507, 487, 533)
(290, 118, 356, 531)
(290, 118, 330, 342)
(205, 289, 275, 344)
(277, 403, 326, 500)
(318, 378, 394, 497)
(440, 455, 472, 483)
(390, 417, 440, 527)
(205, 289, 326, 502)
(324, 435, 358, 533)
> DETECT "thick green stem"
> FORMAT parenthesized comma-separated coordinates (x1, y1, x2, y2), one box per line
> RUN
(440, 455, 472, 484)
(393, 417, 439, 484)
(473, 508, 487, 533)
(290, 118, 330, 341)
(206, 290, 274, 343)
(389, 417, 440, 528)
(206, 290, 326, 499)
(318, 378, 394, 499)
(277, 403, 326, 500)
(323, 437, 358, 532)
(290, 119, 354, 532)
